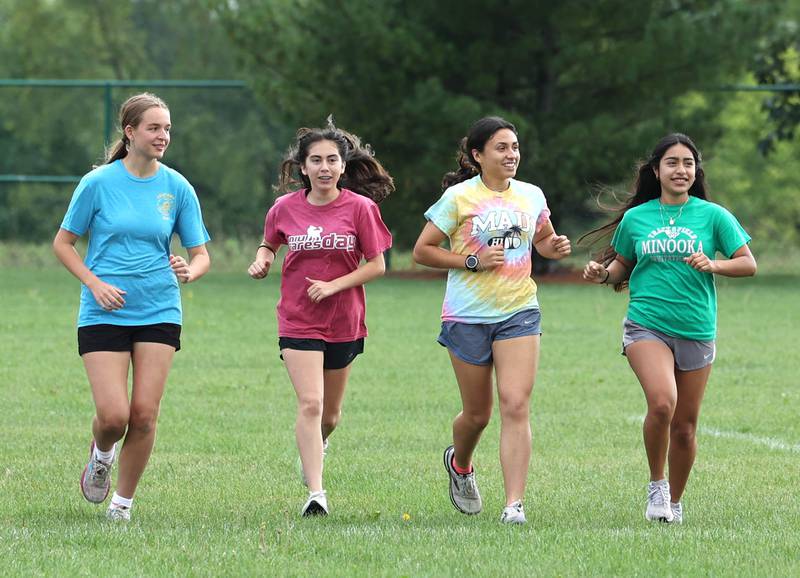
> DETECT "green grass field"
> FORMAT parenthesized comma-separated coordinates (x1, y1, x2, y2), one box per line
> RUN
(1, 267, 798, 577)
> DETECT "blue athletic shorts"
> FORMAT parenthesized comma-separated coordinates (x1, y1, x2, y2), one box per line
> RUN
(437, 308, 541, 366)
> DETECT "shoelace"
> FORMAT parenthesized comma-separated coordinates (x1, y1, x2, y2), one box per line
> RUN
(648, 484, 669, 506)
(458, 473, 478, 498)
(89, 460, 109, 481)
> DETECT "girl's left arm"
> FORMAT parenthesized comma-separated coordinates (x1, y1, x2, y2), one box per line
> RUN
(533, 220, 572, 260)
(305, 253, 386, 304)
(684, 244, 757, 277)
(170, 244, 211, 283)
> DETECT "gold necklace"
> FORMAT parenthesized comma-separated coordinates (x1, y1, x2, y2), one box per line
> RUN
(659, 198, 689, 226)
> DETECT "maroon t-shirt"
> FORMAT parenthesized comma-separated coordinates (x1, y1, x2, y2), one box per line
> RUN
(264, 189, 392, 342)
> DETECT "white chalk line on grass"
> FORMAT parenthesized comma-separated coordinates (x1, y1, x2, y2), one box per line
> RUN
(625, 416, 800, 454)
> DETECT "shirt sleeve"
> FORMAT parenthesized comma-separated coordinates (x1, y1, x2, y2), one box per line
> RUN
(263, 201, 286, 247)
(175, 184, 211, 248)
(714, 205, 751, 258)
(423, 188, 459, 236)
(356, 200, 393, 259)
(611, 214, 635, 261)
(60, 175, 96, 236)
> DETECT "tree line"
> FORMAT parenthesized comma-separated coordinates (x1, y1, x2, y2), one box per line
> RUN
(1, 0, 797, 249)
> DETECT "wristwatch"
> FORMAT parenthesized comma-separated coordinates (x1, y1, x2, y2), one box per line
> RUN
(465, 254, 480, 272)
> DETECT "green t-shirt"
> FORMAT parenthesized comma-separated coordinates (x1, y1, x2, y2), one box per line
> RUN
(611, 197, 750, 340)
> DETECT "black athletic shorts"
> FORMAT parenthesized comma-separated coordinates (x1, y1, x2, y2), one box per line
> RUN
(78, 323, 182, 356)
(278, 337, 364, 370)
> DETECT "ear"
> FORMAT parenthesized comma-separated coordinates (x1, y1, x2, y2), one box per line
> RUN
(471, 149, 482, 165)
(300, 165, 307, 175)
(124, 125, 135, 140)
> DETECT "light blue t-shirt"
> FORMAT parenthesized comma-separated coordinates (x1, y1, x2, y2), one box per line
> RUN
(61, 160, 210, 327)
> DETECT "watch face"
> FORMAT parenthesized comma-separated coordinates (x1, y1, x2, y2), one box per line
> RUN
(465, 255, 479, 270)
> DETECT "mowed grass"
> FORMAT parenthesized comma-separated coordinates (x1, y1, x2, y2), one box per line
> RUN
(0, 267, 798, 577)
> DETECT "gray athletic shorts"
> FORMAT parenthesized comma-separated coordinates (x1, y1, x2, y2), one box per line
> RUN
(437, 308, 542, 366)
(622, 318, 715, 371)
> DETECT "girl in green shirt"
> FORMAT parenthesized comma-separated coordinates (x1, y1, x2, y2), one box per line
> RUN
(580, 133, 756, 524)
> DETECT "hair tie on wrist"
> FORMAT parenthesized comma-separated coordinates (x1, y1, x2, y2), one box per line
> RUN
(602, 269, 610, 284)
(258, 243, 276, 256)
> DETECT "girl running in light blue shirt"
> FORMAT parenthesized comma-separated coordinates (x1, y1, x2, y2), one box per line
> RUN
(53, 93, 211, 522)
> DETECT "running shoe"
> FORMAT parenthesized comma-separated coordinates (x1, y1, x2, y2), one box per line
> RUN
(443, 445, 482, 515)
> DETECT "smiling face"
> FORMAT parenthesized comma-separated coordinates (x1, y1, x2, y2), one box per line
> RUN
(301, 139, 345, 196)
(472, 128, 520, 189)
(125, 106, 171, 161)
(654, 143, 696, 201)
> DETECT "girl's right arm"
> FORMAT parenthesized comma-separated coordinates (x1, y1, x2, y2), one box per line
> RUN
(52, 228, 126, 310)
(583, 254, 633, 286)
(248, 242, 279, 279)
(412, 221, 504, 271)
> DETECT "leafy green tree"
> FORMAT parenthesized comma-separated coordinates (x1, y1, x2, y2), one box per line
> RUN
(214, 0, 780, 247)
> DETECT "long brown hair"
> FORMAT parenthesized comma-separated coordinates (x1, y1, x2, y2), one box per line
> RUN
(104, 93, 169, 164)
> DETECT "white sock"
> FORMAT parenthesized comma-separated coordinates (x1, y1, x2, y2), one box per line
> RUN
(94, 444, 116, 463)
(110, 492, 133, 509)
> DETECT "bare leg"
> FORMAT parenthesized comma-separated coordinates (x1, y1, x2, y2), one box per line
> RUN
(282, 349, 325, 493)
(115, 342, 174, 498)
(448, 352, 493, 470)
(669, 364, 712, 502)
(493, 335, 539, 505)
(321, 365, 352, 441)
(82, 351, 132, 452)
(626, 341, 677, 481)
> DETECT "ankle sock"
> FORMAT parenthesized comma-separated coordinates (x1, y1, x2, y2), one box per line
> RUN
(110, 492, 133, 509)
(451, 457, 472, 475)
(94, 444, 115, 463)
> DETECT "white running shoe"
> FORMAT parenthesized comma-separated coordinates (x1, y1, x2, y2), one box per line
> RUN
(443, 445, 482, 515)
(645, 480, 674, 522)
(669, 502, 683, 524)
(301, 490, 329, 517)
(106, 504, 131, 522)
(80, 440, 114, 504)
(298, 439, 329, 487)
(500, 500, 526, 524)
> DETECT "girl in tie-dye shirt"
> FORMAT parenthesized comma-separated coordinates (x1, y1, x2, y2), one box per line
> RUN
(413, 116, 571, 524)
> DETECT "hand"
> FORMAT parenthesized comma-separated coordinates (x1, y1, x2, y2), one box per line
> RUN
(248, 257, 271, 279)
(88, 279, 126, 311)
(305, 277, 340, 303)
(582, 260, 608, 284)
(170, 254, 193, 283)
(476, 244, 505, 270)
(684, 251, 716, 273)
(551, 234, 571, 257)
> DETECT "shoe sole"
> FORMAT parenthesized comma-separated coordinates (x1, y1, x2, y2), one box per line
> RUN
(302, 501, 328, 517)
(443, 446, 479, 516)
(80, 440, 110, 504)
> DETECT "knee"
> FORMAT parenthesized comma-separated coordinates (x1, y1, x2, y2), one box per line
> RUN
(461, 409, 492, 431)
(671, 421, 698, 449)
(647, 400, 675, 425)
(499, 396, 530, 422)
(321, 410, 341, 433)
(96, 410, 129, 437)
(297, 397, 323, 421)
(128, 405, 159, 435)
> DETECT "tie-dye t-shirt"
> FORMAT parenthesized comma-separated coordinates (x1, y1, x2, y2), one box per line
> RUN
(424, 175, 551, 323)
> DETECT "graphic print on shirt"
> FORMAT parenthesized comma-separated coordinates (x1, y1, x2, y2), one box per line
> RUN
(287, 224, 356, 252)
(157, 193, 175, 221)
(641, 226, 704, 263)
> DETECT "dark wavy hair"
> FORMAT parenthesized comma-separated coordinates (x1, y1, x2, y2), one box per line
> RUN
(578, 133, 709, 290)
(441, 116, 518, 191)
(277, 117, 394, 204)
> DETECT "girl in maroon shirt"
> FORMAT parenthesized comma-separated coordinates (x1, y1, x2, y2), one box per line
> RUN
(249, 122, 393, 516)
